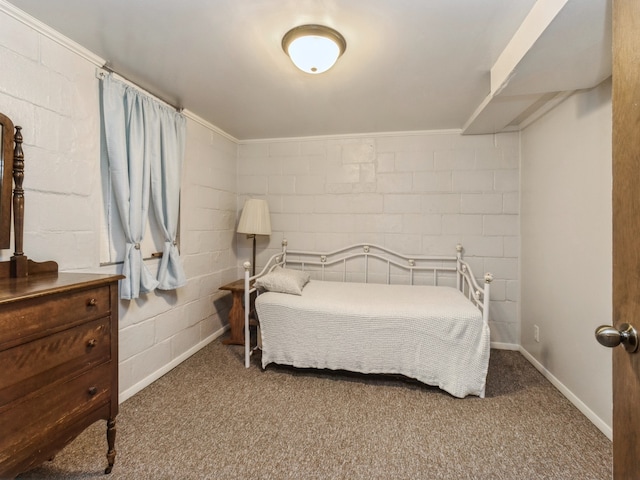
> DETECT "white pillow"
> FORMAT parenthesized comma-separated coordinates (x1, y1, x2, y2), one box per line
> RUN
(254, 266, 310, 295)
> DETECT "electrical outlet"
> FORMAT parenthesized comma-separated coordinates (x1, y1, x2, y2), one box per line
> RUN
(534, 325, 540, 343)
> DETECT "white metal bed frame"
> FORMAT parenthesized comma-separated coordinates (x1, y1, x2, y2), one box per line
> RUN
(243, 239, 493, 369)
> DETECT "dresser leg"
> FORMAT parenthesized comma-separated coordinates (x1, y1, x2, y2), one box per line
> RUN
(105, 418, 116, 474)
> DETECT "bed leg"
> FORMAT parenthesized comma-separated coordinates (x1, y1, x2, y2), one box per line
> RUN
(456, 244, 463, 291)
(482, 273, 493, 325)
(257, 324, 262, 350)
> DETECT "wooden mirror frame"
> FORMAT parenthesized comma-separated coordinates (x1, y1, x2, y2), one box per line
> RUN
(0, 113, 14, 249)
(0, 112, 57, 278)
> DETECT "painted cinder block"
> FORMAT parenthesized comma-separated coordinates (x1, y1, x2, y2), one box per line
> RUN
(0, 13, 39, 60)
(442, 214, 484, 235)
(130, 340, 172, 384)
(377, 172, 413, 193)
(461, 194, 503, 214)
(120, 320, 156, 361)
(494, 170, 520, 192)
(434, 149, 474, 171)
(484, 214, 519, 236)
(452, 170, 494, 192)
(413, 171, 453, 192)
(384, 194, 422, 213)
(395, 150, 434, 172)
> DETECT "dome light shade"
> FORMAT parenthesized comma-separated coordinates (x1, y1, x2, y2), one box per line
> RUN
(282, 25, 346, 74)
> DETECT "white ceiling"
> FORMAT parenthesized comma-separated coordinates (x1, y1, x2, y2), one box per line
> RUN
(5, 0, 611, 141)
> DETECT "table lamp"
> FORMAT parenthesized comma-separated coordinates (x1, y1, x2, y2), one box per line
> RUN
(237, 198, 272, 275)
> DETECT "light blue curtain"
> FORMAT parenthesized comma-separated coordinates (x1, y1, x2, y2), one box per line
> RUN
(151, 102, 186, 290)
(101, 74, 186, 299)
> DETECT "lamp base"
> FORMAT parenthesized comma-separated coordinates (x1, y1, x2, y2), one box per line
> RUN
(251, 234, 256, 276)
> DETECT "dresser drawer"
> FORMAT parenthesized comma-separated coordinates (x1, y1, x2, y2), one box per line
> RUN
(0, 361, 112, 466)
(0, 285, 111, 349)
(0, 317, 111, 406)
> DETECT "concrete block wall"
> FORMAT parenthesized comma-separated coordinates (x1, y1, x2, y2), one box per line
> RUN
(116, 119, 238, 400)
(0, 11, 100, 268)
(0, 9, 238, 402)
(237, 132, 520, 346)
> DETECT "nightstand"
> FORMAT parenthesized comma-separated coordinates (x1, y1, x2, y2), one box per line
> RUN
(219, 279, 252, 346)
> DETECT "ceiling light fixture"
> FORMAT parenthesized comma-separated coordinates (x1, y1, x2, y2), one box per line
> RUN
(282, 24, 346, 74)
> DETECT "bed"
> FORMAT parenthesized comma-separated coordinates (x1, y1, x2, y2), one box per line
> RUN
(242, 240, 493, 398)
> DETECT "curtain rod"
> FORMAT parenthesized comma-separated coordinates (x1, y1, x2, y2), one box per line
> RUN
(97, 64, 184, 113)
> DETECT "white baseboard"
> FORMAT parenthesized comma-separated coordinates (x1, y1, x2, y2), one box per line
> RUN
(118, 326, 228, 404)
(519, 347, 612, 441)
(491, 341, 520, 351)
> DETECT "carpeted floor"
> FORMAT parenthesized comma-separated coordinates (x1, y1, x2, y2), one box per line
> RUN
(18, 338, 612, 479)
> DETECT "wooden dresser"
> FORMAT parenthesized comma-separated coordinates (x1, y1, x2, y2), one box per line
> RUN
(0, 272, 123, 478)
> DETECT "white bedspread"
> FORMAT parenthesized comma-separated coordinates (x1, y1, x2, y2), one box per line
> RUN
(255, 280, 490, 398)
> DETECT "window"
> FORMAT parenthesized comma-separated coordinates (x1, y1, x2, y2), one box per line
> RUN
(99, 152, 169, 265)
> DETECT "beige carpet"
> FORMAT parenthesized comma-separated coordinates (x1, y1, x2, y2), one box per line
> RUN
(18, 338, 612, 479)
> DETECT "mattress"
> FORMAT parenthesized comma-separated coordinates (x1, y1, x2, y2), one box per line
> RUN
(255, 280, 490, 398)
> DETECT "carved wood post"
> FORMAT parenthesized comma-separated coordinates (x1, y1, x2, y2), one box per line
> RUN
(11, 126, 27, 277)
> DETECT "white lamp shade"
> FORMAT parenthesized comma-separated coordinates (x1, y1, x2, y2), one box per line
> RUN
(237, 199, 272, 235)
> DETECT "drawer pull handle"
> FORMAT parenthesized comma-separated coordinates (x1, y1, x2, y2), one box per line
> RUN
(87, 298, 97, 307)
(88, 387, 98, 396)
(87, 339, 97, 348)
